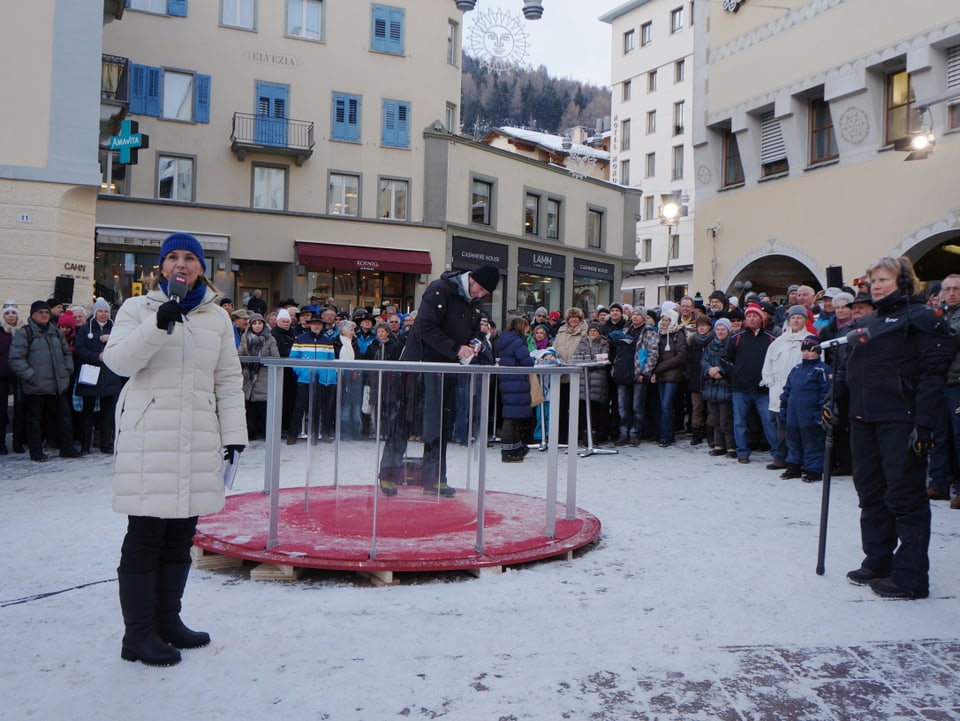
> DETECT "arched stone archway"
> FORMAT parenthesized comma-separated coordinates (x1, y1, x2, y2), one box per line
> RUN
(720, 249, 822, 300)
(897, 210, 960, 283)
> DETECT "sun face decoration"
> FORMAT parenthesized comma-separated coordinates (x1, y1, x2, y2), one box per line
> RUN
(468, 8, 530, 72)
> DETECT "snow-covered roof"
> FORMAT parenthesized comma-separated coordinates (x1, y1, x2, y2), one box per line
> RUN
(492, 126, 610, 161)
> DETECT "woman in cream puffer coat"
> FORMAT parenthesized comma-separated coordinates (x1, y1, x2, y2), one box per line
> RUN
(103, 233, 246, 669)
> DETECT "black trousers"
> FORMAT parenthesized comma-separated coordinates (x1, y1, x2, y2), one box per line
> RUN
(119, 515, 198, 573)
(25, 392, 73, 456)
(850, 419, 930, 597)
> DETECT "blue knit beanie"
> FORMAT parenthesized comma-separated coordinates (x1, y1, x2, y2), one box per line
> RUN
(159, 232, 206, 272)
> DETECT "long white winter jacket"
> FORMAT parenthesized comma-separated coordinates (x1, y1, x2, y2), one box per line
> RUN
(760, 328, 807, 413)
(103, 286, 247, 518)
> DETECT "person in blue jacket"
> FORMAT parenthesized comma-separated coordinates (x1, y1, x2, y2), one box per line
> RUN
(778, 335, 831, 482)
(286, 315, 336, 444)
(497, 316, 535, 462)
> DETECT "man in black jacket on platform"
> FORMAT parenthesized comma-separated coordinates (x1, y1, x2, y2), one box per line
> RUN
(378, 266, 500, 497)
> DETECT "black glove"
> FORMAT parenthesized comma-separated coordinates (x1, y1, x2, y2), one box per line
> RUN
(908, 427, 933, 456)
(223, 444, 245, 463)
(156, 300, 184, 330)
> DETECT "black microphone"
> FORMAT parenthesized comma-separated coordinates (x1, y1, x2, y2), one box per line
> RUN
(815, 327, 871, 350)
(166, 273, 188, 335)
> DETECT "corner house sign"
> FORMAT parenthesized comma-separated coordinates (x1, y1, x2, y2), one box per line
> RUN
(518, 248, 565, 276)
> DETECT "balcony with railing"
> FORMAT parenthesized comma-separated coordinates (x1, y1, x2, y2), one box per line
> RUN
(231, 113, 315, 166)
(100, 54, 129, 130)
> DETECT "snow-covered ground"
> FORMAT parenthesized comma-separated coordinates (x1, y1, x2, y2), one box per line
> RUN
(2, 438, 958, 720)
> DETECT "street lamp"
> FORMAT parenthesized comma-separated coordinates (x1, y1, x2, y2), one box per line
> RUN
(659, 200, 681, 304)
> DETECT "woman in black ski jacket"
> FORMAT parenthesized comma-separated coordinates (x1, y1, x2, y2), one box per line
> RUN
(840, 256, 955, 600)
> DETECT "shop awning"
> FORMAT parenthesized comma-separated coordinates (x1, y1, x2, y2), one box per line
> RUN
(295, 241, 431, 274)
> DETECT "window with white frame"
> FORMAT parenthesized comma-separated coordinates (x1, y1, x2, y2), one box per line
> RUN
(647, 69, 657, 92)
(641, 22, 652, 46)
(471, 179, 493, 225)
(286, 0, 323, 41)
(640, 237, 652, 263)
(646, 109, 656, 134)
(669, 233, 680, 260)
(546, 198, 560, 239)
(643, 195, 655, 220)
(623, 29, 636, 54)
(622, 79, 632, 102)
(221, 0, 255, 29)
(621, 118, 631, 150)
(129, 0, 170, 14)
(524, 193, 540, 235)
(645, 152, 655, 178)
(162, 70, 195, 121)
(671, 144, 684, 180)
(673, 101, 684, 135)
(157, 155, 193, 202)
(447, 20, 459, 65)
(328, 172, 360, 216)
(586, 209, 603, 248)
(620, 160, 631, 186)
(675, 58, 685, 83)
(252, 165, 286, 209)
(378, 177, 407, 220)
(445, 103, 457, 133)
(670, 6, 684, 33)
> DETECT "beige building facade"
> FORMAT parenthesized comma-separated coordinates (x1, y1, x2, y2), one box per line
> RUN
(0, 2, 115, 311)
(90, 0, 637, 321)
(602, 0, 696, 308)
(692, 0, 960, 298)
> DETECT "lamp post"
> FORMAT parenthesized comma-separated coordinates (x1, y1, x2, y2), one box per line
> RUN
(453, 1, 545, 19)
(659, 200, 681, 304)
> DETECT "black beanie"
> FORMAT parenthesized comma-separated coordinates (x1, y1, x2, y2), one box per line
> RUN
(471, 265, 500, 293)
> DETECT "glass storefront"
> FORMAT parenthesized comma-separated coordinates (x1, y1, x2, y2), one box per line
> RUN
(306, 268, 417, 315)
(516, 272, 561, 317)
(94, 249, 160, 306)
(517, 247, 565, 317)
(572, 258, 616, 318)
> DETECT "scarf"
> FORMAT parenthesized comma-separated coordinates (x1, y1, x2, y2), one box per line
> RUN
(159, 277, 207, 311)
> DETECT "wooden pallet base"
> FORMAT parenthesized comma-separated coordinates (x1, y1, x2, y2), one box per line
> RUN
(250, 562, 302, 581)
(191, 546, 244, 570)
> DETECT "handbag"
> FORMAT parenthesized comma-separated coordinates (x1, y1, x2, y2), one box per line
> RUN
(702, 376, 731, 404)
(529, 373, 544, 407)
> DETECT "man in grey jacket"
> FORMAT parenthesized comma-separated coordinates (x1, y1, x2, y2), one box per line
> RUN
(7, 300, 80, 461)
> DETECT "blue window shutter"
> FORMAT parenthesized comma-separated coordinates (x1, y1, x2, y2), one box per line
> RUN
(387, 8, 404, 54)
(167, 0, 187, 17)
(194, 74, 211, 123)
(348, 96, 360, 141)
(333, 95, 347, 139)
(333, 93, 360, 141)
(144, 66, 162, 117)
(396, 101, 409, 146)
(372, 6, 403, 54)
(129, 63, 147, 115)
(382, 101, 396, 146)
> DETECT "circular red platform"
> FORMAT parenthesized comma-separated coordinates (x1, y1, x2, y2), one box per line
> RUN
(194, 485, 601, 573)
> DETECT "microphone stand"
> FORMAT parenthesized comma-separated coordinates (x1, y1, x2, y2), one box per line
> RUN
(815, 344, 842, 575)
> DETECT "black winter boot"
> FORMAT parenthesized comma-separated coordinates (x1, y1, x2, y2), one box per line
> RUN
(118, 571, 181, 666)
(156, 562, 210, 649)
(690, 427, 704, 445)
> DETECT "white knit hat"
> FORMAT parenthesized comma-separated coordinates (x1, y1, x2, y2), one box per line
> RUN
(277, 308, 292, 322)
